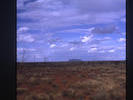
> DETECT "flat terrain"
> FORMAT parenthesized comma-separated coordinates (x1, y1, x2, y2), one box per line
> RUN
(17, 61, 126, 100)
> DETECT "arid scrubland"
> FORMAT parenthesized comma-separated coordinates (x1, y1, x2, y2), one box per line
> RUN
(17, 61, 126, 100)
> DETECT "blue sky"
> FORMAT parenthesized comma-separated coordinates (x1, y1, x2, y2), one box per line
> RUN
(17, 0, 126, 62)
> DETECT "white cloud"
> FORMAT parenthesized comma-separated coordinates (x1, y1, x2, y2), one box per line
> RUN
(58, 28, 89, 34)
(108, 49, 115, 53)
(17, 34, 35, 42)
(72, 0, 125, 13)
(88, 47, 97, 53)
(17, 0, 126, 61)
(17, 48, 36, 52)
(81, 35, 93, 43)
(88, 27, 95, 32)
(50, 44, 56, 48)
(99, 50, 105, 53)
(17, 0, 25, 9)
(17, 27, 29, 34)
(61, 43, 68, 47)
(91, 48, 97, 51)
(36, 0, 44, 3)
(117, 46, 125, 50)
(91, 24, 118, 34)
(51, 11, 61, 16)
(70, 47, 75, 51)
(118, 38, 126, 42)
(58, 27, 95, 34)
(17, 0, 125, 32)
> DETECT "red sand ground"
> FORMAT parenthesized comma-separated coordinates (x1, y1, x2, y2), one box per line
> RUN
(17, 62, 126, 100)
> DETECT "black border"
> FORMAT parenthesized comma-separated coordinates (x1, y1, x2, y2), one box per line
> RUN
(0, 0, 132, 100)
(126, 0, 133, 100)
(0, 0, 16, 99)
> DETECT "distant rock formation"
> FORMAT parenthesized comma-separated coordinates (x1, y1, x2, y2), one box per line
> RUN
(68, 59, 82, 62)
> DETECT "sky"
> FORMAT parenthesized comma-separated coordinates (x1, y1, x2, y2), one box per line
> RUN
(17, 0, 126, 62)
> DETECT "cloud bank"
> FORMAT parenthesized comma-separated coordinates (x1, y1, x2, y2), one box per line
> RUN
(17, 0, 126, 62)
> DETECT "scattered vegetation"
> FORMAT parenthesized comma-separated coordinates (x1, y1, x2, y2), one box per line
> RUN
(17, 88, 28, 95)
(17, 61, 126, 100)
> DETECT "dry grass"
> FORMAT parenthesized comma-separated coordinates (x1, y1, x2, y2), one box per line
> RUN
(17, 88, 28, 95)
(17, 61, 126, 100)
(24, 93, 50, 100)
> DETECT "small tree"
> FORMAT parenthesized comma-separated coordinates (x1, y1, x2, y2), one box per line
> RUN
(44, 57, 48, 62)
(22, 48, 26, 63)
(34, 55, 36, 62)
(20, 48, 26, 72)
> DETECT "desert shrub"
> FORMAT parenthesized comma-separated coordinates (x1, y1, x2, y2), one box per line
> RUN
(52, 84, 58, 89)
(17, 88, 28, 95)
(24, 94, 37, 100)
(91, 91, 109, 100)
(49, 95, 54, 100)
(91, 88, 125, 100)
(109, 89, 125, 100)
(48, 80, 52, 85)
(24, 93, 50, 100)
(17, 75, 25, 81)
(17, 81, 22, 87)
(76, 95, 85, 100)
(66, 74, 70, 78)
(71, 79, 102, 90)
(17, 62, 126, 100)
(48, 92, 62, 100)
(62, 88, 85, 100)
(28, 77, 40, 86)
(17, 75, 26, 86)
(62, 88, 76, 98)
(40, 77, 54, 84)
(36, 93, 50, 100)
(83, 89, 91, 96)
(78, 74, 86, 78)
(62, 80, 67, 85)
(81, 74, 86, 78)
